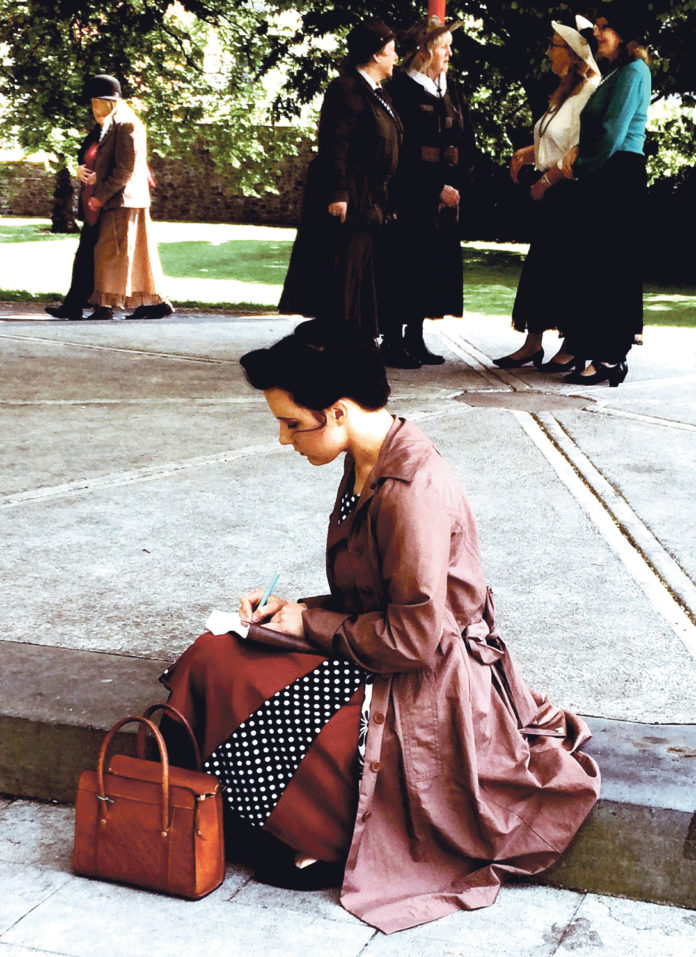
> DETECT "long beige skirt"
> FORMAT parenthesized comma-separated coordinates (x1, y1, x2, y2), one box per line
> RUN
(93, 207, 167, 308)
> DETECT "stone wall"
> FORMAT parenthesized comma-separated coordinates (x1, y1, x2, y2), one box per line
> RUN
(0, 136, 315, 226)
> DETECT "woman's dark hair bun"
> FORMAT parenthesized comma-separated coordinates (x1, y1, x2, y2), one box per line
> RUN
(240, 319, 390, 411)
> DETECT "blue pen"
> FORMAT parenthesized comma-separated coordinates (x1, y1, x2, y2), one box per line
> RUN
(256, 572, 280, 616)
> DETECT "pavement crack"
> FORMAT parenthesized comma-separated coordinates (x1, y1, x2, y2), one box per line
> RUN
(587, 406, 696, 433)
(2, 443, 280, 507)
(513, 410, 696, 657)
(551, 894, 593, 955)
(0, 332, 235, 364)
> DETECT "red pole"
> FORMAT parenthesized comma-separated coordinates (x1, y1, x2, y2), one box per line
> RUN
(428, 0, 446, 21)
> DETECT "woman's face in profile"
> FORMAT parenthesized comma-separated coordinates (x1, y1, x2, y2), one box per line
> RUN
(594, 18, 622, 60)
(91, 98, 114, 124)
(547, 35, 572, 77)
(264, 388, 345, 466)
(428, 35, 452, 78)
(374, 39, 397, 81)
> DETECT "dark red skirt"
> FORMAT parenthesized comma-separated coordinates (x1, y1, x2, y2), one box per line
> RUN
(160, 632, 362, 863)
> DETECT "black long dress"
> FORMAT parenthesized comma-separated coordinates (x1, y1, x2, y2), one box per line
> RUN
(279, 69, 402, 338)
(61, 125, 102, 313)
(385, 70, 475, 323)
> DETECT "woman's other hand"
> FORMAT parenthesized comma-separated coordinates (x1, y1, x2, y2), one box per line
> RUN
(530, 177, 549, 202)
(77, 165, 96, 185)
(560, 146, 578, 179)
(439, 184, 460, 208)
(267, 601, 308, 638)
(328, 201, 348, 223)
(510, 145, 534, 184)
(87, 196, 103, 211)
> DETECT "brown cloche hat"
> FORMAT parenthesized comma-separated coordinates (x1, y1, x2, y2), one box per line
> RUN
(400, 14, 462, 65)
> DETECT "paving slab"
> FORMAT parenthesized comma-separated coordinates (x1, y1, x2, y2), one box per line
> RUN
(2, 307, 696, 920)
(1, 799, 694, 957)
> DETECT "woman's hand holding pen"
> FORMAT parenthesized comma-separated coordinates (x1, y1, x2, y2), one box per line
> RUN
(239, 588, 308, 639)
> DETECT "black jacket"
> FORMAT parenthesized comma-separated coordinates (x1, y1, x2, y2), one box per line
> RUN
(311, 69, 403, 228)
(386, 70, 475, 229)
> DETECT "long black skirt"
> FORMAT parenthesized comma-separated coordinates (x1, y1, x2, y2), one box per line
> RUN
(279, 159, 387, 338)
(564, 151, 646, 362)
(512, 179, 580, 335)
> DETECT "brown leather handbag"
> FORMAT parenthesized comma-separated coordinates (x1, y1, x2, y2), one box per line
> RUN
(73, 705, 224, 899)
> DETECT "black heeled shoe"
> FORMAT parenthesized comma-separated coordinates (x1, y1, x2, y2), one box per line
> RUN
(492, 348, 544, 369)
(380, 340, 421, 369)
(565, 361, 627, 387)
(85, 306, 114, 321)
(254, 847, 344, 891)
(540, 355, 584, 373)
(404, 329, 445, 365)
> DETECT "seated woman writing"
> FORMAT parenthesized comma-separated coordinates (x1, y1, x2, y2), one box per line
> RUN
(160, 320, 600, 935)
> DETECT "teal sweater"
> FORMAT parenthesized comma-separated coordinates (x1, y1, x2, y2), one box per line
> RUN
(575, 58, 651, 177)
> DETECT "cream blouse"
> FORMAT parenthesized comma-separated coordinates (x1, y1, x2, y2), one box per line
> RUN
(534, 77, 600, 172)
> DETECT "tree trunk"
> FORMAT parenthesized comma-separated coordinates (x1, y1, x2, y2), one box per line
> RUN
(51, 166, 78, 233)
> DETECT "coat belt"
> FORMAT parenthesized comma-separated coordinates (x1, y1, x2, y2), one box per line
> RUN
(462, 588, 539, 730)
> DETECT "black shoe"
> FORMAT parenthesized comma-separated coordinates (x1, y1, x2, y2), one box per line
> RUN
(85, 306, 114, 321)
(254, 850, 344, 891)
(492, 348, 544, 369)
(45, 304, 83, 321)
(404, 329, 445, 365)
(565, 361, 627, 387)
(540, 355, 584, 373)
(380, 341, 421, 369)
(124, 301, 174, 320)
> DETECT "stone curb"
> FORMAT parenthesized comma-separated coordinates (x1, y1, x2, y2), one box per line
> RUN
(2, 641, 694, 909)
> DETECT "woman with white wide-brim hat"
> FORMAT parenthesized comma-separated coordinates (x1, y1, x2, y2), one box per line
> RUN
(493, 17, 599, 371)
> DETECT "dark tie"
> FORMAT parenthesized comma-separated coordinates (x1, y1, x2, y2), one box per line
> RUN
(374, 87, 395, 118)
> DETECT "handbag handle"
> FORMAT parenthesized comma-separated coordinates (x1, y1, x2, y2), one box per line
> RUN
(97, 715, 170, 836)
(136, 703, 202, 771)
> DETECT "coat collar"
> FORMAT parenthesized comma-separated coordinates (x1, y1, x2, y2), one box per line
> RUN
(329, 417, 434, 546)
(371, 416, 433, 484)
(339, 417, 433, 503)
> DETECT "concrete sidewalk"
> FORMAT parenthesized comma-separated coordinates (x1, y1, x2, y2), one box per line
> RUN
(1, 304, 695, 951)
(1, 797, 695, 957)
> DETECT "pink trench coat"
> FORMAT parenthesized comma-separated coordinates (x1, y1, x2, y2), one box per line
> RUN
(294, 417, 600, 933)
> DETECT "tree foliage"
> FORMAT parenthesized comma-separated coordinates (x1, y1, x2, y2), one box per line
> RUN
(2, 0, 696, 218)
(0, 0, 304, 194)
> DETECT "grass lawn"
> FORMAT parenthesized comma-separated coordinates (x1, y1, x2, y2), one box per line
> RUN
(1, 216, 694, 327)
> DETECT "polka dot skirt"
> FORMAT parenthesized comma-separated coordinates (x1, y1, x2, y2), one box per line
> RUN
(204, 658, 366, 826)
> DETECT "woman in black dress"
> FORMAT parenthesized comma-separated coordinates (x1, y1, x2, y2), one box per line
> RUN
(383, 15, 476, 367)
(278, 18, 402, 339)
(44, 122, 102, 321)
(563, 9, 652, 387)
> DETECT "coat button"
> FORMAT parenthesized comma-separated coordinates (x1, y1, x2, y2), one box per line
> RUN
(370, 760, 382, 773)
(373, 712, 385, 724)
(361, 811, 372, 822)
(354, 545, 364, 556)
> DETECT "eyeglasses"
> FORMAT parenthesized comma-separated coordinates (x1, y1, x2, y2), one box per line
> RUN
(548, 42, 567, 49)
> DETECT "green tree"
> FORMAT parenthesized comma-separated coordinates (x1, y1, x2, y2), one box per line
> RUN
(0, 0, 306, 229)
(239, 0, 696, 172)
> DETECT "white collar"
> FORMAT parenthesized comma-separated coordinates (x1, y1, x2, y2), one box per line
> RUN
(407, 69, 447, 97)
(356, 68, 380, 91)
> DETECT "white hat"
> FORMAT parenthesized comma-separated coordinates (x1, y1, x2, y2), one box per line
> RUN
(551, 20, 599, 75)
(575, 14, 594, 33)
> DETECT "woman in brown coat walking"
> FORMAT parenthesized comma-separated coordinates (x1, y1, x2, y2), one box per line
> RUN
(161, 320, 600, 934)
(85, 74, 173, 321)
